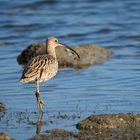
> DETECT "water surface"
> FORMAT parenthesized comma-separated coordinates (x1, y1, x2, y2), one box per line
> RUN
(0, 0, 140, 139)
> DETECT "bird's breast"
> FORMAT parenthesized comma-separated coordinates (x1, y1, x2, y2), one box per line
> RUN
(39, 60, 58, 82)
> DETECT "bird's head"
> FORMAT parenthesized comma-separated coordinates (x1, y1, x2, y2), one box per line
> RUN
(47, 37, 80, 59)
(47, 37, 60, 48)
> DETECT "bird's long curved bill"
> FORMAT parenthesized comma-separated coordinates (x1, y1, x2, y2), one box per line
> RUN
(59, 43, 80, 59)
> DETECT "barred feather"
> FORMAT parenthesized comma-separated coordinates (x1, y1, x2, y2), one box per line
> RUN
(20, 55, 58, 83)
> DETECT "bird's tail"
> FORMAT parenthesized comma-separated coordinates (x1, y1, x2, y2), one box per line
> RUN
(20, 77, 28, 83)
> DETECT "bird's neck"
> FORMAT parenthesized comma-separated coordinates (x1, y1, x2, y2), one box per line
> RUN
(47, 43, 57, 59)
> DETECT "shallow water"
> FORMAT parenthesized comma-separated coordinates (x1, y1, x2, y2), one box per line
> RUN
(0, 0, 140, 139)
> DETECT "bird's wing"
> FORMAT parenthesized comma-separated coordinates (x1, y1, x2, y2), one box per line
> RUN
(21, 55, 48, 79)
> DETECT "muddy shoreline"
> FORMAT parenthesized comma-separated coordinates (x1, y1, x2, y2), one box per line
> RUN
(29, 113, 140, 140)
(1, 105, 140, 140)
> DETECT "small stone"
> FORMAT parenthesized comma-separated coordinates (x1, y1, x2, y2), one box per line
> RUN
(0, 132, 14, 140)
(0, 102, 6, 112)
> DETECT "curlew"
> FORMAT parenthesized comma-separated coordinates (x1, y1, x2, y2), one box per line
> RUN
(20, 37, 80, 111)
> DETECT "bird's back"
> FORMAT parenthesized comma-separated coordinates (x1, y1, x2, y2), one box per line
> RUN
(20, 55, 58, 83)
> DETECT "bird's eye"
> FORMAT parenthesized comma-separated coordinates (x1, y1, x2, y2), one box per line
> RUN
(55, 39, 58, 43)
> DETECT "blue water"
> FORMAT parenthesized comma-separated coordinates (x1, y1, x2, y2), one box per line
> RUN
(0, 0, 140, 139)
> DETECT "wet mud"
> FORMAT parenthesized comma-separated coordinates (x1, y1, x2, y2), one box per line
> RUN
(1, 109, 140, 140)
(28, 113, 140, 140)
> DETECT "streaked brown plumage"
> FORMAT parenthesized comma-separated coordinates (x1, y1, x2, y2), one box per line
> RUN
(20, 37, 80, 111)
(21, 55, 58, 83)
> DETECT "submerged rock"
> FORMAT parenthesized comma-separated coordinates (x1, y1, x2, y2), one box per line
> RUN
(17, 43, 110, 69)
(0, 102, 6, 112)
(0, 133, 14, 140)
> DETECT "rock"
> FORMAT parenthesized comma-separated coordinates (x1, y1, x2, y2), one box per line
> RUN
(76, 113, 140, 140)
(28, 129, 74, 140)
(17, 43, 110, 69)
(77, 113, 140, 130)
(0, 102, 6, 112)
(0, 133, 14, 140)
(74, 44, 110, 68)
(75, 128, 140, 140)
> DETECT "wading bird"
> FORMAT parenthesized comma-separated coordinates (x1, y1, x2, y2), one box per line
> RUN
(20, 37, 80, 111)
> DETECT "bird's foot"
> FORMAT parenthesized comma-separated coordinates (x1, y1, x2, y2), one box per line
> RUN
(40, 99, 45, 105)
(35, 91, 44, 111)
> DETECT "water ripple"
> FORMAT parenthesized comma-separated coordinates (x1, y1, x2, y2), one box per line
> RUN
(0, 0, 140, 139)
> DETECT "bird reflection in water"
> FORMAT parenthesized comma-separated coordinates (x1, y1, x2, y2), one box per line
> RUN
(36, 111, 43, 135)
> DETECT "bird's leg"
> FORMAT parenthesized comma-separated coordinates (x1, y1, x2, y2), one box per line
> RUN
(35, 82, 44, 111)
